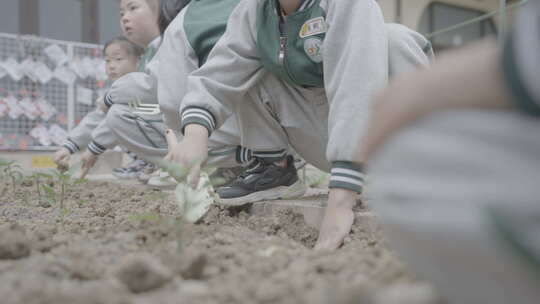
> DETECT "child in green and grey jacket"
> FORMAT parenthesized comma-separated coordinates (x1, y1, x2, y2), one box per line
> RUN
(168, 0, 432, 250)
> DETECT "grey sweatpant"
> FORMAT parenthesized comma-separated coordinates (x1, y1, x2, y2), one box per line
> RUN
(368, 110, 540, 304)
(106, 104, 243, 168)
(239, 74, 331, 171)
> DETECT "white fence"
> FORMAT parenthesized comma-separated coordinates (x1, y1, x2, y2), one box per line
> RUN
(0, 33, 106, 151)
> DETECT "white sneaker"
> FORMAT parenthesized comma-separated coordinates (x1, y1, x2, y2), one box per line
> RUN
(147, 170, 177, 189)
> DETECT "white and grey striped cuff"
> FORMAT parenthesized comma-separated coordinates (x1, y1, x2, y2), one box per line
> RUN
(104, 92, 114, 108)
(63, 139, 80, 154)
(87, 140, 107, 155)
(329, 161, 365, 193)
(235, 146, 253, 164)
(181, 107, 216, 135)
(252, 149, 287, 162)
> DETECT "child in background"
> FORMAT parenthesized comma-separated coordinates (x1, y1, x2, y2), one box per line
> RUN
(53, 37, 142, 168)
(168, 0, 432, 250)
(80, 0, 161, 178)
(78, 0, 257, 187)
(360, 1, 540, 303)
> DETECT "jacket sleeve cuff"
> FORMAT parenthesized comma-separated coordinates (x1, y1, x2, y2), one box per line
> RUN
(63, 139, 80, 154)
(329, 161, 365, 193)
(104, 92, 114, 108)
(502, 32, 540, 116)
(87, 140, 107, 155)
(181, 106, 216, 136)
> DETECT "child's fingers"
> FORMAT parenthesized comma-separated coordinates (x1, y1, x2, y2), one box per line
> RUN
(187, 165, 201, 189)
(165, 129, 178, 149)
(80, 163, 91, 179)
(163, 151, 174, 162)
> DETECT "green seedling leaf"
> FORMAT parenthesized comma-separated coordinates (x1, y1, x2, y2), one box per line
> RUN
(59, 208, 71, 217)
(42, 184, 56, 196)
(74, 178, 88, 185)
(156, 159, 190, 182)
(175, 172, 214, 223)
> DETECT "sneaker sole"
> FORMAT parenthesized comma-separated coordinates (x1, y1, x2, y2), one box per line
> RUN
(217, 180, 307, 207)
(111, 172, 140, 180)
(147, 176, 177, 189)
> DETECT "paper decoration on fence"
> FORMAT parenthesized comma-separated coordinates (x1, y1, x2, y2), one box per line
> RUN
(0, 99, 7, 117)
(82, 57, 97, 79)
(36, 98, 57, 121)
(19, 97, 40, 120)
(69, 59, 87, 79)
(30, 124, 52, 146)
(19, 58, 38, 82)
(95, 59, 108, 81)
(54, 66, 77, 85)
(18, 137, 29, 150)
(56, 113, 68, 125)
(4, 95, 24, 119)
(1, 58, 24, 81)
(49, 124, 68, 146)
(44, 44, 69, 67)
(76, 85, 94, 106)
(34, 62, 53, 84)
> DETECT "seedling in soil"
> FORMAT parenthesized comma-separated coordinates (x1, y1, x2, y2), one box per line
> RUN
(154, 159, 225, 254)
(29, 172, 54, 207)
(38, 162, 87, 210)
(0, 158, 24, 193)
(157, 159, 222, 224)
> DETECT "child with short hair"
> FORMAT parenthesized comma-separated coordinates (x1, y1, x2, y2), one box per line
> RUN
(53, 36, 142, 168)
(80, 0, 162, 178)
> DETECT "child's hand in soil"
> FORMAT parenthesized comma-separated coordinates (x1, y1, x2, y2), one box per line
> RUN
(80, 150, 98, 179)
(314, 188, 356, 251)
(164, 126, 208, 189)
(53, 147, 71, 169)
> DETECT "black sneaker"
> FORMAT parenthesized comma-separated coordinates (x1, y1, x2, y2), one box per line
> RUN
(209, 166, 246, 187)
(216, 156, 307, 206)
(112, 159, 155, 179)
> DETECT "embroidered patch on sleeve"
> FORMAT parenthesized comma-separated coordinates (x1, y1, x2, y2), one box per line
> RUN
(299, 17, 327, 38)
(303, 38, 323, 63)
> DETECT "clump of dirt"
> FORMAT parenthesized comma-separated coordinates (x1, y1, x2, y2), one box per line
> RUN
(115, 254, 172, 293)
(0, 222, 31, 259)
(0, 179, 440, 304)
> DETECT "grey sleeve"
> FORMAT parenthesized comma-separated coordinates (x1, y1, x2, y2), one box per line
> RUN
(323, 0, 387, 170)
(179, 0, 265, 135)
(103, 60, 159, 108)
(501, 0, 540, 116)
(88, 117, 117, 155)
(386, 23, 433, 78)
(63, 108, 105, 153)
(157, 10, 199, 131)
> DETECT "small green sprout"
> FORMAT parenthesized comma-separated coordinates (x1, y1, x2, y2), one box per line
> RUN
(37, 162, 87, 210)
(0, 158, 24, 193)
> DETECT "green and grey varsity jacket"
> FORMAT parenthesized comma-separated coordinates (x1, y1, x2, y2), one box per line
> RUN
(180, 0, 389, 192)
(502, 0, 540, 116)
(158, 0, 242, 131)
